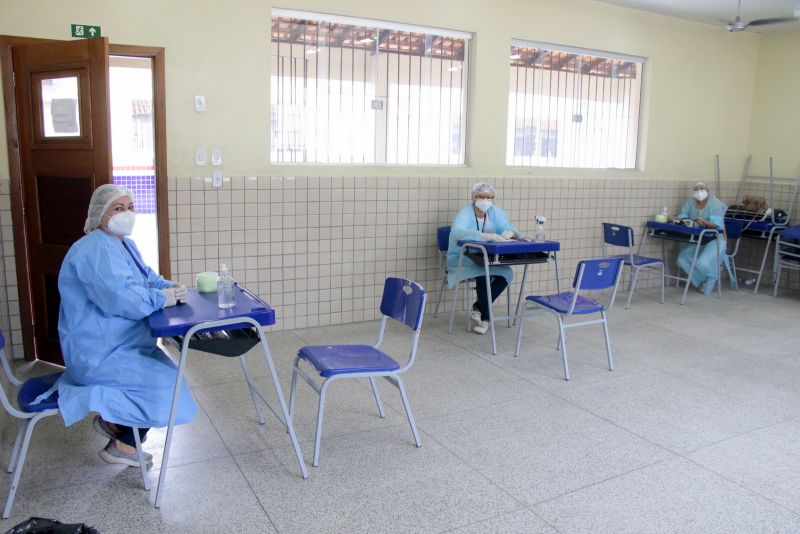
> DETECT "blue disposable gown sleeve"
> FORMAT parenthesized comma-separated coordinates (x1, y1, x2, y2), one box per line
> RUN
(124, 237, 171, 289)
(74, 238, 166, 320)
(706, 197, 726, 229)
(677, 199, 694, 220)
(489, 205, 521, 236)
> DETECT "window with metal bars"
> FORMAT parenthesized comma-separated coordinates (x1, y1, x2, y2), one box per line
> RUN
(507, 40, 644, 169)
(271, 10, 471, 165)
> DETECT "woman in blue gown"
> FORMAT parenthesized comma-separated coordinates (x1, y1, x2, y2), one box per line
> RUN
(58, 184, 197, 467)
(447, 182, 521, 334)
(675, 181, 728, 295)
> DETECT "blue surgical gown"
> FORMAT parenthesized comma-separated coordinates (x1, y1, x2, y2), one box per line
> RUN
(676, 195, 728, 295)
(447, 204, 521, 288)
(57, 230, 197, 428)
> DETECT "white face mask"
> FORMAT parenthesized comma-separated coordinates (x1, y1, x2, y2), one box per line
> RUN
(107, 210, 136, 236)
(692, 190, 709, 202)
(474, 199, 493, 213)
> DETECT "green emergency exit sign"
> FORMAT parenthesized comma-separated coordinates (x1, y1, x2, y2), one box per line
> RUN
(71, 24, 101, 38)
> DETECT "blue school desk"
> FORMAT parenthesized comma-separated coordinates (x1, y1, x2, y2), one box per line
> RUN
(148, 285, 307, 508)
(449, 239, 561, 355)
(642, 221, 722, 305)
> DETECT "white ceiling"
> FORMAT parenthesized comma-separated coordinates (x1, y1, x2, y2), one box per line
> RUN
(593, 0, 800, 32)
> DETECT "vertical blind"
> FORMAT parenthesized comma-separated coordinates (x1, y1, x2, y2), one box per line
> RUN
(507, 40, 644, 169)
(271, 12, 471, 165)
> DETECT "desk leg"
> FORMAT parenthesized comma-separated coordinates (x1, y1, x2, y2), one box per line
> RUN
(448, 251, 466, 334)
(681, 239, 703, 305)
(512, 264, 529, 327)
(716, 237, 722, 300)
(754, 229, 778, 295)
(484, 259, 497, 355)
(239, 355, 266, 425)
(256, 329, 309, 479)
(154, 341, 191, 508)
(553, 252, 561, 293)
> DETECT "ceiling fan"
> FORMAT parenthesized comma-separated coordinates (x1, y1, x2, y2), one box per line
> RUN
(724, 0, 800, 32)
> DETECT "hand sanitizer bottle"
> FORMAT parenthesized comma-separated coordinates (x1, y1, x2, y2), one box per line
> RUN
(217, 263, 236, 309)
(534, 216, 546, 243)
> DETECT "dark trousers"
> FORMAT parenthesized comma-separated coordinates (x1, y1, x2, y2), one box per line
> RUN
(473, 276, 509, 321)
(115, 425, 150, 448)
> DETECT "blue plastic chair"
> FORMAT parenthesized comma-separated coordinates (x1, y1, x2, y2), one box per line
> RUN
(432, 226, 451, 318)
(773, 225, 800, 297)
(514, 258, 624, 381)
(290, 277, 427, 466)
(601, 223, 664, 309)
(0, 330, 149, 518)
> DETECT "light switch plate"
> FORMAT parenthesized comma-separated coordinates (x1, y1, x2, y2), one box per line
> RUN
(211, 148, 222, 166)
(194, 95, 206, 112)
(195, 148, 207, 166)
(212, 171, 223, 188)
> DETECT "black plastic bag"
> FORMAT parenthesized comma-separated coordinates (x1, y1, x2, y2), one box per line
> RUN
(4, 517, 99, 534)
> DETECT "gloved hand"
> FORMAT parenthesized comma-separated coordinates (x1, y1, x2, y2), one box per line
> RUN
(170, 283, 188, 303)
(501, 230, 516, 240)
(162, 287, 179, 308)
(481, 233, 508, 242)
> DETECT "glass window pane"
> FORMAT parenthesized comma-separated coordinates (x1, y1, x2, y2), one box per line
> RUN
(40, 76, 81, 137)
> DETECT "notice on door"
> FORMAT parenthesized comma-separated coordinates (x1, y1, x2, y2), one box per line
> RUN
(50, 98, 79, 135)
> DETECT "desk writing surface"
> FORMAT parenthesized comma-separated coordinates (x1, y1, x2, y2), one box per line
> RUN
(781, 225, 800, 241)
(457, 239, 560, 254)
(148, 285, 275, 338)
(724, 218, 786, 234)
(646, 221, 719, 238)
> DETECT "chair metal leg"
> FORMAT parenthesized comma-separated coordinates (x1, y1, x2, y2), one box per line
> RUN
(625, 267, 641, 309)
(773, 263, 783, 297)
(289, 357, 300, 418)
(312, 381, 330, 467)
(133, 427, 150, 492)
(433, 273, 447, 318)
(601, 311, 614, 371)
(660, 263, 666, 304)
(369, 377, 385, 418)
(447, 280, 460, 334)
(239, 355, 266, 425)
(3, 414, 43, 519)
(558, 317, 570, 381)
(464, 282, 472, 333)
(394, 376, 421, 448)
(7, 424, 25, 474)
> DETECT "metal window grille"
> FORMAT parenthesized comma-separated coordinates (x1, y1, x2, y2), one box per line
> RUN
(271, 11, 470, 165)
(507, 40, 644, 169)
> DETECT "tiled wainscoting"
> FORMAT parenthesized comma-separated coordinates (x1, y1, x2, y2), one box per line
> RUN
(0, 175, 798, 359)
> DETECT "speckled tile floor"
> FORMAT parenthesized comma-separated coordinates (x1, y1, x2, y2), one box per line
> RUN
(2, 286, 799, 533)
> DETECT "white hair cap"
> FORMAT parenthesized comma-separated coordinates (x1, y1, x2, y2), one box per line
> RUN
(84, 184, 134, 235)
(471, 182, 496, 199)
(694, 181, 710, 189)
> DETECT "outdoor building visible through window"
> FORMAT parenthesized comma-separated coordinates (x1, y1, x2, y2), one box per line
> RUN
(507, 40, 644, 169)
(271, 10, 471, 165)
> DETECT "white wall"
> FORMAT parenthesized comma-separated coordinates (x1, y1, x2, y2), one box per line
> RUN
(0, 0, 762, 180)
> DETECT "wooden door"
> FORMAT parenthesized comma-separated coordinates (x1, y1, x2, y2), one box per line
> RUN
(11, 38, 111, 365)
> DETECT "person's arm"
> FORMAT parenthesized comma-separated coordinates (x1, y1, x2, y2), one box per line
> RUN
(450, 206, 483, 243)
(696, 198, 727, 230)
(492, 206, 521, 237)
(676, 199, 693, 220)
(124, 238, 171, 289)
(74, 240, 166, 319)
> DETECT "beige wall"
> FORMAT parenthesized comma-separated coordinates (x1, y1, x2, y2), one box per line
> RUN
(0, 0, 762, 180)
(748, 31, 800, 178)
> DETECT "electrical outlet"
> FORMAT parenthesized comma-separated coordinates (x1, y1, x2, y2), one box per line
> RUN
(194, 95, 206, 112)
(195, 148, 207, 166)
(211, 148, 222, 166)
(212, 171, 223, 188)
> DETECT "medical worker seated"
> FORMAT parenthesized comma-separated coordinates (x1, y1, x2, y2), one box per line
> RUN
(447, 182, 521, 335)
(675, 181, 727, 296)
(58, 184, 197, 467)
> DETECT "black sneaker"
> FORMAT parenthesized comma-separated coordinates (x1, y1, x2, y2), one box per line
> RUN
(98, 440, 153, 468)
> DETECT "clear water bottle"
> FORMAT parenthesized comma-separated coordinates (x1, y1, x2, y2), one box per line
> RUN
(534, 216, 546, 243)
(217, 263, 236, 309)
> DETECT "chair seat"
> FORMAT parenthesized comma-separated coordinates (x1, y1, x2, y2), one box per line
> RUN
(527, 292, 604, 315)
(611, 254, 662, 267)
(298, 345, 400, 378)
(17, 373, 61, 413)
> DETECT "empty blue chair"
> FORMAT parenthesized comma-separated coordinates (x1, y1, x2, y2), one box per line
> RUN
(432, 226, 451, 318)
(0, 330, 149, 518)
(602, 223, 664, 309)
(290, 277, 426, 466)
(773, 225, 800, 297)
(514, 258, 624, 381)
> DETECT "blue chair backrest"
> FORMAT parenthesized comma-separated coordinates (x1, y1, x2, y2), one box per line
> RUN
(572, 258, 624, 291)
(725, 219, 746, 240)
(436, 226, 451, 252)
(602, 223, 633, 248)
(380, 277, 427, 331)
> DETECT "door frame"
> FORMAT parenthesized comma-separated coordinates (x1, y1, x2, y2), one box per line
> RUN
(0, 36, 171, 361)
